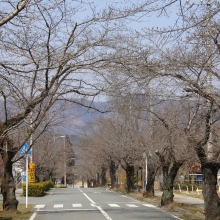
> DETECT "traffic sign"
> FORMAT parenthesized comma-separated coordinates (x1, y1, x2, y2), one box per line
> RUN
(28, 163, 35, 183)
(19, 143, 31, 157)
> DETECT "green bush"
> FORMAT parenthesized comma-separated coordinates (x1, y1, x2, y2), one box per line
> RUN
(23, 183, 45, 197)
(22, 180, 55, 197)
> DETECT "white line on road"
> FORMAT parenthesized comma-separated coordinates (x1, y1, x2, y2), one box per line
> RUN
(49, 188, 55, 196)
(37, 208, 97, 212)
(143, 204, 157, 208)
(29, 211, 37, 220)
(108, 204, 120, 207)
(54, 204, 63, 208)
(72, 203, 82, 207)
(83, 193, 96, 203)
(126, 204, 138, 207)
(34, 205, 45, 209)
(30, 205, 46, 220)
(79, 189, 112, 220)
(96, 205, 113, 220)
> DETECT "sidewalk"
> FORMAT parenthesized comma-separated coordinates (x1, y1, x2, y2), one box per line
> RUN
(154, 190, 204, 207)
(16, 188, 23, 195)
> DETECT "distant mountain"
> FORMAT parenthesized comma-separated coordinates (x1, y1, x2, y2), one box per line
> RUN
(53, 99, 111, 136)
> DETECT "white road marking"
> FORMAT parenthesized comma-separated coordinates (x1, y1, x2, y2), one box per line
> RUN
(126, 204, 138, 207)
(96, 205, 113, 220)
(79, 189, 112, 220)
(34, 205, 45, 209)
(72, 203, 82, 207)
(37, 208, 97, 212)
(29, 211, 37, 220)
(108, 204, 120, 207)
(54, 204, 63, 208)
(30, 205, 46, 220)
(143, 204, 157, 208)
(49, 188, 55, 196)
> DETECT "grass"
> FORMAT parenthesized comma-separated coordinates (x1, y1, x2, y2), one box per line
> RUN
(0, 203, 32, 220)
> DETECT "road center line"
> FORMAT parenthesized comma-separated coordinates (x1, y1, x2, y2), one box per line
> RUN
(79, 189, 112, 220)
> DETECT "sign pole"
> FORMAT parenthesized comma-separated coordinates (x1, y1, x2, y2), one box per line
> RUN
(26, 156, 28, 208)
(19, 142, 31, 208)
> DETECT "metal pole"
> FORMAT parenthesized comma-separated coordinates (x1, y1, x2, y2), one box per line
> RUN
(145, 156, 148, 187)
(26, 156, 28, 208)
(143, 152, 146, 192)
(149, 79, 153, 138)
(30, 111, 33, 163)
(64, 137, 66, 186)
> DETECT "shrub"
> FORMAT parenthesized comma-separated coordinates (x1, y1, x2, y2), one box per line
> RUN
(22, 180, 55, 197)
(54, 185, 67, 188)
(23, 183, 45, 197)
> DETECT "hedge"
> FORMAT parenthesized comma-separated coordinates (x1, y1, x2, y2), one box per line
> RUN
(23, 180, 54, 197)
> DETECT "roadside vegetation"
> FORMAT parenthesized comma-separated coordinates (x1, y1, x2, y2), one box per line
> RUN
(0, 203, 32, 220)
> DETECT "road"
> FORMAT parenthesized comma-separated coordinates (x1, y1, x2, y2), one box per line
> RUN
(18, 188, 180, 220)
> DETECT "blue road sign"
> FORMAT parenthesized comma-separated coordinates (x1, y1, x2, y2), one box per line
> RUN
(19, 143, 31, 157)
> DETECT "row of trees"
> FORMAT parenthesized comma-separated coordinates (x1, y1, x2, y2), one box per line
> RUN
(74, 2, 220, 220)
(11, 131, 75, 184)
(1, 1, 220, 219)
(0, 0, 147, 212)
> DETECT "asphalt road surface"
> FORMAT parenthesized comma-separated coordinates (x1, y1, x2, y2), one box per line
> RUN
(22, 188, 180, 220)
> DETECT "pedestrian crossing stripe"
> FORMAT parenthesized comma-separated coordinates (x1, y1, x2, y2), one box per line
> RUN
(54, 204, 63, 208)
(34, 205, 45, 209)
(108, 204, 120, 207)
(126, 204, 138, 207)
(72, 204, 82, 207)
(143, 204, 157, 208)
(34, 203, 152, 209)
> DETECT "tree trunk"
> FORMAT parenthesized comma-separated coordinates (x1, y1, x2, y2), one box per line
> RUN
(1, 150, 18, 211)
(109, 160, 117, 188)
(144, 162, 157, 197)
(202, 164, 220, 220)
(161, 161, 183, 206)
(125, 164, 135, 193)
(87, 179, 92, 188)
(100, 166, 107, 186)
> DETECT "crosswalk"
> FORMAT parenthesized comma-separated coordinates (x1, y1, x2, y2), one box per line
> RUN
(34, 203, 157, 209)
